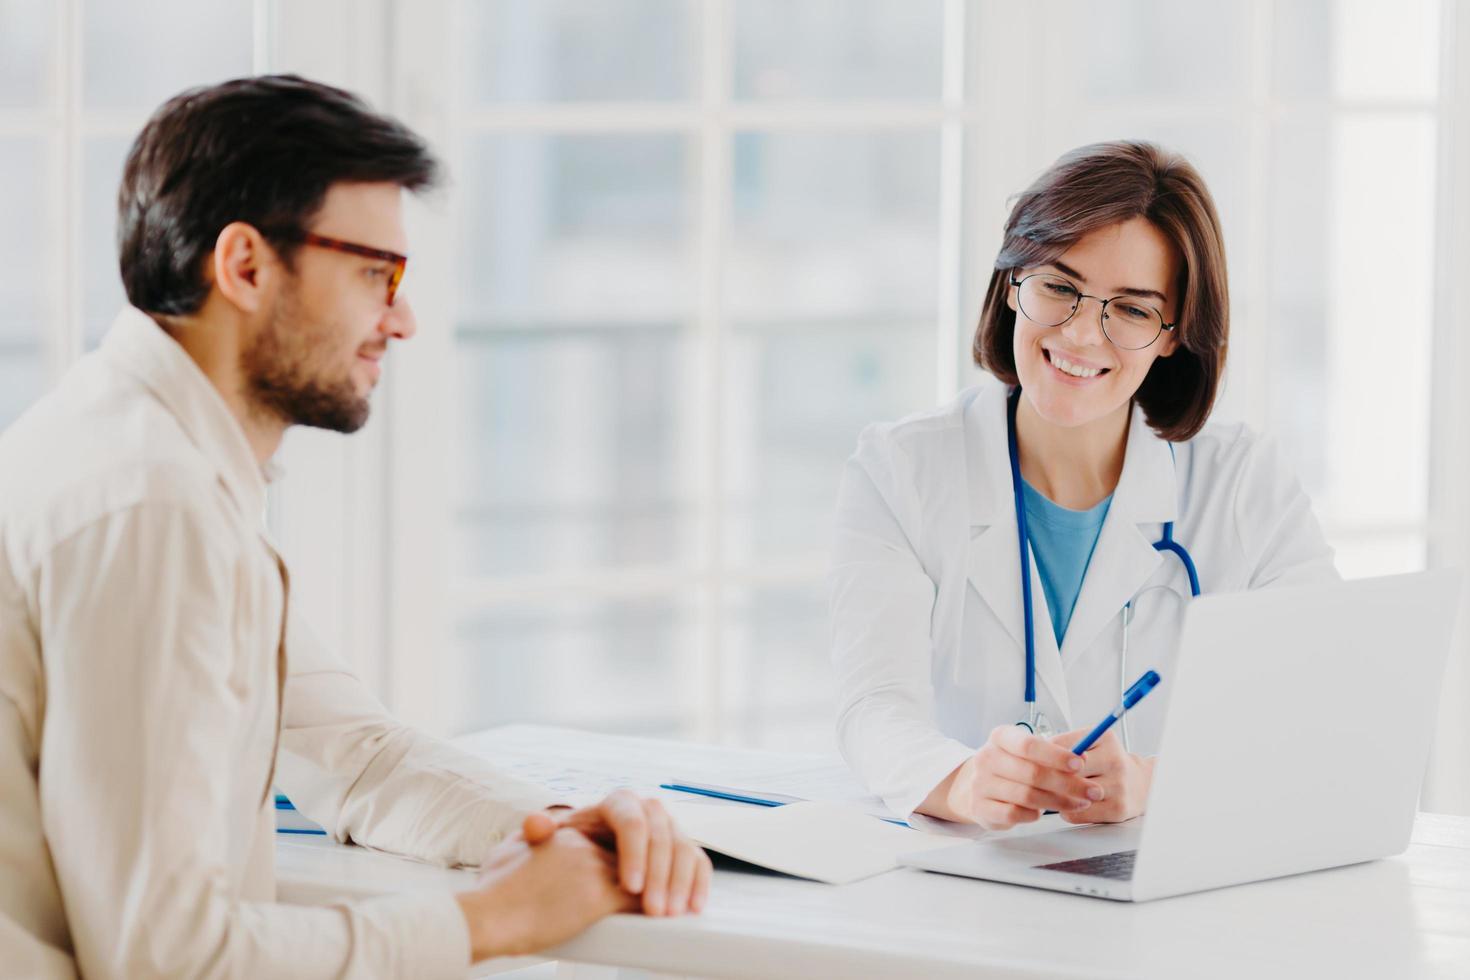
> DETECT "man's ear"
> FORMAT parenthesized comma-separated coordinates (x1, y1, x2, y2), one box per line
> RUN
(211, 222, 278, 314)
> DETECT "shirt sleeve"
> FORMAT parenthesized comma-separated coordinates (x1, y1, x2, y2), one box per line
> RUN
(35, 500, 471, 980)
(827, 427, 975, 819)
(275, 611, 557, 869)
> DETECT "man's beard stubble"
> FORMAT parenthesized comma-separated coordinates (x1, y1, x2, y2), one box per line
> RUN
(241, 285, 371, 434)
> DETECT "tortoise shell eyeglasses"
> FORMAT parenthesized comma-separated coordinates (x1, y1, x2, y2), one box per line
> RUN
(298, 232, 409, 306)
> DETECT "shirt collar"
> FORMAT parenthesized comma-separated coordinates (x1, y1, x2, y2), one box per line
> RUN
(99, 306, 272, 522)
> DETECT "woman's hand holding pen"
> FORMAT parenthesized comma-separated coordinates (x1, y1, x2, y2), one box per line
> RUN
(920, 725, 1102, 830)
(1049, 728, 1155, 824)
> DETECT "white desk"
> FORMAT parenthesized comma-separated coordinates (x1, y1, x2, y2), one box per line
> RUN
(276, 726, 1470, 979)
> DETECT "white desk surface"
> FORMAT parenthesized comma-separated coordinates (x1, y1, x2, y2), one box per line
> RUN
(276, 725, 1470, 979)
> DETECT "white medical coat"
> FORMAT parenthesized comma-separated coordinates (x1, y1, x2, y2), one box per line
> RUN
(828, 379, 1339, 817)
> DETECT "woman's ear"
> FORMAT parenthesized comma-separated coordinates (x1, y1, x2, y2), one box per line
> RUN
(1156, 322, 1181, 358)
(1005, 271, 1019, 313)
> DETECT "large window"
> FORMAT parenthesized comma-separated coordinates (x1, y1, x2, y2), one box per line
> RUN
(384, 1, 957, 751)
(380, 0, 1447, 754)
(0, 0, 257, 429)
(989, 0, 1442, 579)
(0, 1, 1456, 773)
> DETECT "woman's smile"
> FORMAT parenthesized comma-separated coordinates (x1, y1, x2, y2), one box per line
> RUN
(1043, 347, 1112, 383)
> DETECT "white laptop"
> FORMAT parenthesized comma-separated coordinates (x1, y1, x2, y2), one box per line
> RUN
(900, 570, 1462, 902)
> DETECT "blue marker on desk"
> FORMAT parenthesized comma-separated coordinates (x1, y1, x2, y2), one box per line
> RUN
(659, 781, 911, 827)
(1070, 670, 1161, 755)
(658, 781, 803, 808)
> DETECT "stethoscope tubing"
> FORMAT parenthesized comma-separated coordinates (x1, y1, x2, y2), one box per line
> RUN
(1006, 389, 1039, 712)
(1006, 387, 1201, 738)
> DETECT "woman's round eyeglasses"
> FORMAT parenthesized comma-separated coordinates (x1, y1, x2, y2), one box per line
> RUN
(1009, 272, 1175, 351)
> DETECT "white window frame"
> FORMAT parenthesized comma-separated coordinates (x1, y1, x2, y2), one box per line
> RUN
(1, 0, 276, 385)
(13, 1, 1461, 805)
(376, 0, 1457, 745)
(1426, 0, 1470, 814)
(383, 0, 988, 736)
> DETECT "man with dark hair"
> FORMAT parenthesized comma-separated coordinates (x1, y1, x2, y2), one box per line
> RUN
(0, 75, 709, 979)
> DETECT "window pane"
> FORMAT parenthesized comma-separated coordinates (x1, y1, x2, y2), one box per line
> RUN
(1062, 1, 1251, 103)
(1273, 0, 1439, 102)
(1267, 119, 1332, 502)
(0, 354, 45, 432)
(0, 139, 46, 431)
(1321, 116, 1435, 525)
(724, 320, 934, 563)
(82, 0, 252, 111)
(454, 130, 695, 578)
(734, 0, 943, 100)
(1270, 113, 1434, 529)
(0, 138, 47, 343)
(458, 133, 692, 322)
(83, 135, 132, 346)
(449, 596, 698, 736)
(452, 327, 696, 578)
(0, 0, 55, 109)
(0, 136, 49, 437)
(723, 584, 838, 753)
(729, 131, 940, 320)
(461, 0, 693, 103)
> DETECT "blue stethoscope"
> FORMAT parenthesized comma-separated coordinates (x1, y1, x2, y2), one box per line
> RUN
(1007, 387, 1201, 742)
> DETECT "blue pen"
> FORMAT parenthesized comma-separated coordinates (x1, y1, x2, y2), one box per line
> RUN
(660, 781, 912, 828)
(1070, 670, 1161, 755)
(659, 782, 802, 807)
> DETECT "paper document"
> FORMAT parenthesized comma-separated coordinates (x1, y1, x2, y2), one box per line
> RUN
(665, 799, 959, 885)
(454, 724, 899, 821)
(451, 725, 949, 881)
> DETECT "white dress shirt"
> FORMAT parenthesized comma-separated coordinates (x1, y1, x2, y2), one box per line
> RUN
(0, 308, 555, 979)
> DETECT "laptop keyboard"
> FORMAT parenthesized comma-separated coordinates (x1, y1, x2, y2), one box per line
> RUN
(1034, 849, 1137, 880)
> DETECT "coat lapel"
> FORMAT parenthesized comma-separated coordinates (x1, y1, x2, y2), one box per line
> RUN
(1058, 403, 1179, 665)
(964, 382, 1073, 725)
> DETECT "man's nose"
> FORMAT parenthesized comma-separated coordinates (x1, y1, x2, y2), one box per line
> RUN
(382, 294, 418, 340)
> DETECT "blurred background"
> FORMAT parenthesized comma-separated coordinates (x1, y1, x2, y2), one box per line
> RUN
(2, 0, 1468, 813)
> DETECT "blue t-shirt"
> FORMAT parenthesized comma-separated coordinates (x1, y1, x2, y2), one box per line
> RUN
(1021, 479, 1112, 646)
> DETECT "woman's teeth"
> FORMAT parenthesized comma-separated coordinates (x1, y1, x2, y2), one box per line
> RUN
(1049, 352, 1106, 379)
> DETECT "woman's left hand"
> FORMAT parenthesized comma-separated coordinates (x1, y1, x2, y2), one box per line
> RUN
(1048, 729, 1155, 824)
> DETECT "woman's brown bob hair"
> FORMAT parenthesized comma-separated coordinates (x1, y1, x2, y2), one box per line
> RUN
(974, 140, 1228, 442)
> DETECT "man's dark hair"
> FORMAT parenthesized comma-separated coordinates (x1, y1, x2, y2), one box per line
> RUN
(118, 74, 440, 316)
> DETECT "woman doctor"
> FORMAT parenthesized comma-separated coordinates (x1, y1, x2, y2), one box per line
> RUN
(829, 141, 1338, 831)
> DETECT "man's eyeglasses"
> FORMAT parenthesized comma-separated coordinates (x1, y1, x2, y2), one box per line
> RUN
(1009, 272, 1175, 351)
(298, 232, 408, 306)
